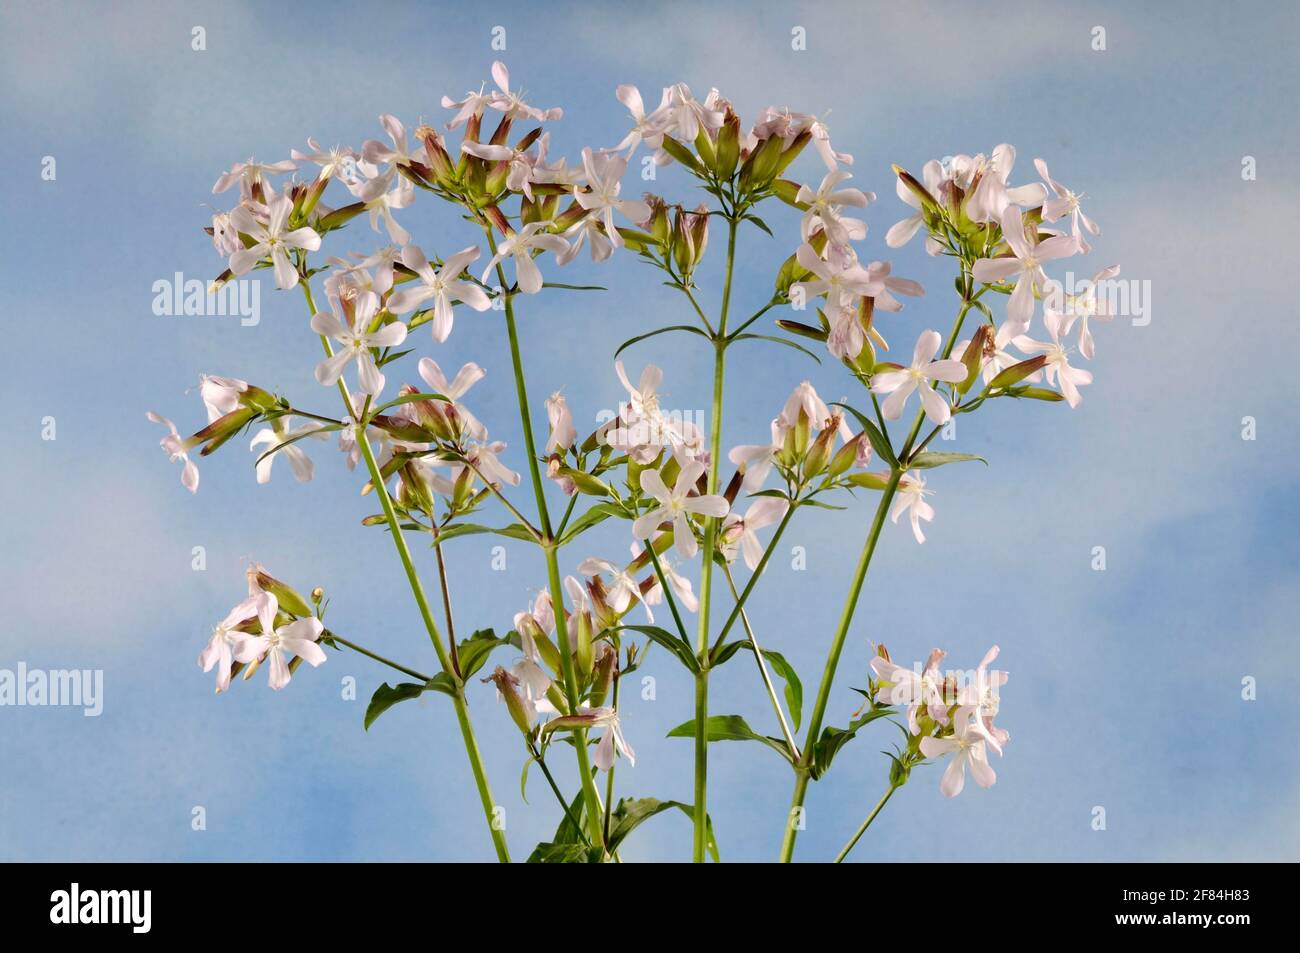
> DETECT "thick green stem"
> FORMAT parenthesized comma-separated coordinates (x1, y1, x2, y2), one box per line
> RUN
(301, 278, 509, 863)
(690, 216, 739, 862)
(487, 232, 607, 851)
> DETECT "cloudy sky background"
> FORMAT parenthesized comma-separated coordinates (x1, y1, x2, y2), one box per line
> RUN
(1, 0, 1296, 862)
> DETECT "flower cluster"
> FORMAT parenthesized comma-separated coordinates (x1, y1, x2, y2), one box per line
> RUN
(151, 60, 1118, 862)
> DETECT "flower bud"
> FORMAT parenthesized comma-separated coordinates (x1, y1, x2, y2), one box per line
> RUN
(588, 644, 617, 709)
(645, 195, 670, 245)
(714, 114, 741, 178)
(829, 431, 865, 478)
(574, 607, 595, 681)
(802, 413, 840, 478)
(248, 566, 312, 617)
(483, 666, 534, 736)
(989, 355, 1047, 390)
(959, 324, 993, 395)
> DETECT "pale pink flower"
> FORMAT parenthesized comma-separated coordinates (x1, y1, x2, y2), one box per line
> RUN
(721, 497, 789, 570)
(147, 411, 199, 493)
(1035, 158, 1100, 252)
(871, 330, 967, 425)
(310, 291, 408, 397)
(870, 648, 949, 733)
(545, 392, 577, 452)
(891, 471, 935, 544)
(198, 591, 277, 693)
(797, 170, 872, 248)
(972, 204, 1078, 329)
(919, 707, 1001, 797)
(387, 244, 491, 342)
(227, 195, 321, 290)
(632, 459, 730, 559)
(481, 222, 570, 295)
(237, 616, 327, 691)
(1012, 310, 1093, 408)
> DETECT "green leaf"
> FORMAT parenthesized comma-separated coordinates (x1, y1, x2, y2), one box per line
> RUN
(833, 402, 898, 469)
(606, 798, 720, 862)
(810, 705, 896, 779)
(433, 522, 537, 544)
(1005, 385, 1066, 402)
(540, 282, 608, 292)
(252, 424, 341, 467)
(364, 675, 455, 730)
(368, 391, 448, 416)
(729, 332, 821, 364)
(614, 324, 711, 358)
(526, 842, 596, 863)
(615, 625, 700, 674)
(456, 628, 513, 679)
(559, 502, 627, 544)
(906, 451, 987, 470)
(775, 318, 829, 342)
(667, 714, 793, 764)
(708, 643, 803, 732)
(743, 214, 773, 237)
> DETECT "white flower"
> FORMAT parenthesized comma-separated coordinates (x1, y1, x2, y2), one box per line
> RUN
(467, 441, 520, 487)
(886, 159, 944, 250)
(481, 222, 570, 295)
(249, 418, 326, 484)
(791, 242, 875, 313)
(797, 170, 872, 248)
(1035, 158, 1100, 252)
(1045, 264, 1120, 360)
(919, 707, 1001, 797)
(613, 84, 672, 157)
(870, 648, 949, 734)
(212, 157, 296, 199)
(198, 591, 277, 693)
(571, 148, 652, 250)
(971, 204, 1078, 329)
(588, 706, 636, 771)
(198, 375, 248, 423)
(578, 557, 652, 621)
(387, 244, 491, 342)
(632, 459, 730, 559)
(545, 392, 577, 452)
(147, 411, 199, 493)
(441, 82, 493, 129)
(870, 330, 967, 425)
(310, 291, 408, 397)
(486, 61, 563, 122)
(721, 497, 789, 570)
(237, 616, 327, 691)
(964, 144, 1047, 224)
(1012, 310, 1093, 408)
(362, 114, 423, 168)
(351, 169, 415, 245)
(891, 471, 935, 544)
(636, 542, 699, 612)
(416, 358, 489, 441)
(227, 195, 321, 290)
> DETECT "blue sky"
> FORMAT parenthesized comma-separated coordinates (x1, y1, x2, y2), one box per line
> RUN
(1, 0, 1297, 862)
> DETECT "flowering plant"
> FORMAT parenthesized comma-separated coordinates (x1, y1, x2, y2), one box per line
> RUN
(154, 63, 1116, 862)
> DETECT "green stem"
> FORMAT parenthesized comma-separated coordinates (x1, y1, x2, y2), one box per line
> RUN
(711, 501, 796, 652)
(778, 287, 975, 863)
(778, 469, 901, 862)
(322, 630, 431, 682)
(833, 782, 899, 863)
(486, 229, 607, 852)
(690, 215, 738, 863)
(721, 563, 799, 758)
(300, 277, 510, 863)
